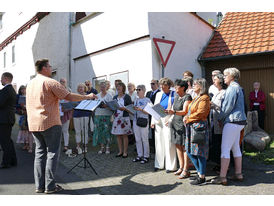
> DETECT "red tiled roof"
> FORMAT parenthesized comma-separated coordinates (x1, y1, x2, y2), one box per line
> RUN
(201, 12, 274, 60)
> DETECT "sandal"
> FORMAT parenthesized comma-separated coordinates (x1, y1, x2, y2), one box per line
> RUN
(140, 157, 149, 164)
(98, 146, 105, 154)
(211, 176, 228, 185)
(132, 157, 142, 162)
(178, 170, 191, 179)
(105, 147, 110, 154)
(63, 147, 68, 152)
(44, 184, 64, 194)
(228, 173, 244, 182)
(174, 168, 183, 176)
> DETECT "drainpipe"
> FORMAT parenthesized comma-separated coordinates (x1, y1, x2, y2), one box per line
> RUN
(68, 12, 73, 89)
(199, 60, 206, 78)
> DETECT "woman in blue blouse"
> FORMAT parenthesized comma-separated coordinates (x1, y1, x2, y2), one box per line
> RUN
(151, 78, 177, 172)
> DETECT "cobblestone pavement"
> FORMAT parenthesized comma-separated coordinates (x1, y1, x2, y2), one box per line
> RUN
(59, 136, 274, 195)
(1, 123, 274, 195)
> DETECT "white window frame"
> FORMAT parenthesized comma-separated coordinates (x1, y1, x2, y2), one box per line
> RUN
(12, 45, 16, 65)
(3, 51, 6, 68)
(92, 75, 107, 92)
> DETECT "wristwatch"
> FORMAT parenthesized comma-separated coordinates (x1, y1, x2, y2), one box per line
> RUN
(174, 110, 176, 115)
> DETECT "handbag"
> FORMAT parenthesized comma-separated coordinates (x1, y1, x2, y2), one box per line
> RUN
(187, 96, 206, 144)
(191, 121, 206, 144)
(135, 99, 148, 127)
(136, 117, 148, 127)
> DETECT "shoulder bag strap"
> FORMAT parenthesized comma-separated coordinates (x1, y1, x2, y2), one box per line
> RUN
(187, 96, 201, 116)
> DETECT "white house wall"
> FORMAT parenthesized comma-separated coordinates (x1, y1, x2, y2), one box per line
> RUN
(148, 12, 213, 81)
(0, 12, 71, 90)
(0, 12, 36, 42)
(71, 12, 152, 92)
(71, 12, 149, 58)
(0, 12, 37, 90)
(72, 39, 153, 92)
(32, 12, 70, 82)
(0, 22, 39, 90)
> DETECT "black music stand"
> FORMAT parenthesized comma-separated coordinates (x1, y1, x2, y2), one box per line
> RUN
(67, 111, 97, 175)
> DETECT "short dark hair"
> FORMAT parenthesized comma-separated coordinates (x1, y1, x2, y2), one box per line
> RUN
(174, 79, 188, 92)
(2, 72, 13, 81)
(35, 59, 49, 72)
(115, 79, 122, 83)
(117, 82, 126, 94)
(183, 76, 193, 87)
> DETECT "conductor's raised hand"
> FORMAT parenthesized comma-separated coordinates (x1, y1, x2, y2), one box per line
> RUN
(86, 93, 98, 100)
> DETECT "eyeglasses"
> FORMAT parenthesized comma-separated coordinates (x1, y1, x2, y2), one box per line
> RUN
(136, 89, 142, 91)
(150, 83, 155, 85)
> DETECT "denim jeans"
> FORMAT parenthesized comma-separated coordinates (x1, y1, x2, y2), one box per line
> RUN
(187, 152, 207, 175)
(32, 125, 62, 191)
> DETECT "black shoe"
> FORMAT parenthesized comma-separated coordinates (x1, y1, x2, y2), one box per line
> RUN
(122, 154, 128, 158)
(190, 177, 206, 185)
(189, 174, 199, 180)
(166, 170, 175, 173)
(115, 153, 123, 157)
(0, 164, 11, 169)
(154, 168, 160, 172)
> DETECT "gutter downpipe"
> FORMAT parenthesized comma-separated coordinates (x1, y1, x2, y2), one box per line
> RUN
(68, 12, 73, 89)
(198, 59, 206, 78)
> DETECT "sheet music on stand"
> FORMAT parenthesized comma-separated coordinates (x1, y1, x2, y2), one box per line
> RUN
(143, 103, 167, 121)
(74, 99, 102, 111)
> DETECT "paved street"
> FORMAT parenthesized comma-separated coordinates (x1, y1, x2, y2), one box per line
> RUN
(1, 124, 274, 195)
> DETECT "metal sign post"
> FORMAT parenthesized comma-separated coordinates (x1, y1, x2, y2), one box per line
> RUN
(161, 63, 165, 78)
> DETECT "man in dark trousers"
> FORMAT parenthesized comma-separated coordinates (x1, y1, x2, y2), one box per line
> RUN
(146, 79, 160, 153)
(26, 59, 97, 194)
(0, 72, 17, 169)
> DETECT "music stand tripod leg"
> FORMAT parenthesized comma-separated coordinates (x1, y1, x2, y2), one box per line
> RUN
(66, 115, 98, 175)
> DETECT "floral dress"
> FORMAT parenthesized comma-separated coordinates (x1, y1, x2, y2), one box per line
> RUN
(111, 96, 133, 135)
(93, 93, 114, 146)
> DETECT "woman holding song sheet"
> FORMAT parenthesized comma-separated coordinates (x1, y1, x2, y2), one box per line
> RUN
(93, 82, 114, 154)
(73, 83, 90, 154)
(132, 85, 151, 164)
(111, 82, 133, 158)
(151, 77, 177, 173)
(166, 79, 192, 179)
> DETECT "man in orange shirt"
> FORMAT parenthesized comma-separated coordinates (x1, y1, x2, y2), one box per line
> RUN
(26, 59, 97, 194)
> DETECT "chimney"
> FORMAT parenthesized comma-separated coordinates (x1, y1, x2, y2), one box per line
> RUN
(216, 12, 223, 27)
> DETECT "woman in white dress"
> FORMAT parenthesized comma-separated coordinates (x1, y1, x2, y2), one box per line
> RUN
(111, 82, 133, 158)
